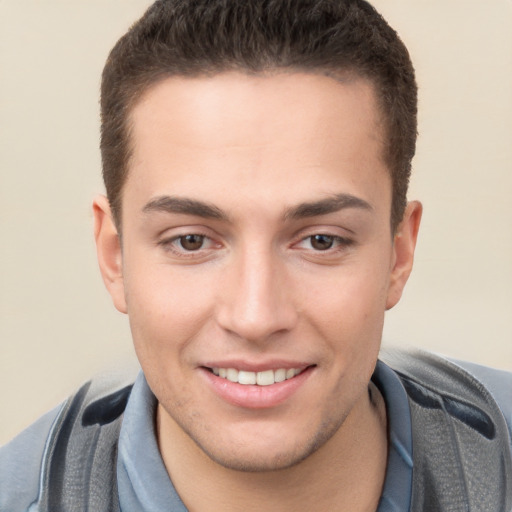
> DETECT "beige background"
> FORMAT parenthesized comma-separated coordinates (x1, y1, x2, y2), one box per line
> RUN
(1, 0, 511, 445)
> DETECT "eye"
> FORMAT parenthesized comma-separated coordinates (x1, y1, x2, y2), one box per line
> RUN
(158, 232, 218, 256)
(178, 234, 206, 251)
(309, 234, 335, 251)
(292, 233, 354, 255)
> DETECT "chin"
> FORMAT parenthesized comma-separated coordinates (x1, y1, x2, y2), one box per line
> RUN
(201, 444, 314, 473)
(191, 416, 344, 473)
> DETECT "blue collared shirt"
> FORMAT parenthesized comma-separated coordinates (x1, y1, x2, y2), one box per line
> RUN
(1, 357, 510, 511)
(115, 361, 414, 512)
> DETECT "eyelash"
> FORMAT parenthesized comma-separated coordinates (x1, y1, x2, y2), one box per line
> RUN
(293, 234, 354, 253)
(158, 233, 216, 257)
(158, 232, 354, 259)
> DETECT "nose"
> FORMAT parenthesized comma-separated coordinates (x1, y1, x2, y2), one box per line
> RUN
(216, 245, 298, 343)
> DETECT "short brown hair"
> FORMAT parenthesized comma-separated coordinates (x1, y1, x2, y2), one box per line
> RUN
(101, 0, 417, 230)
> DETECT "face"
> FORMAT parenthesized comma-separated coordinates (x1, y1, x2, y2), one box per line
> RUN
(95, 71, 420, 472)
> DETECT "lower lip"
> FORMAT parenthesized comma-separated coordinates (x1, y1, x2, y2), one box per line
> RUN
(200, 367, 314, 409)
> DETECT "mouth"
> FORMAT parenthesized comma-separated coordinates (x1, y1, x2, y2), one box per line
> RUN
(207, 367, 306, 386)
(200, 362, 316, 408)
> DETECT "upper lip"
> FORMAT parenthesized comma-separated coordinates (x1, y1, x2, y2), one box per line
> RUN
(201, 360, 314, 372)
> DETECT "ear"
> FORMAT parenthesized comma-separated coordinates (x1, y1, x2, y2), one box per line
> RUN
(93, 195, 127, 314)
(386, 201, 422, 310)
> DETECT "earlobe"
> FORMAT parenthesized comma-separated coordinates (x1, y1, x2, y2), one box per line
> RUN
(386, 201, 422, 310)
(92, 195, 127, 314)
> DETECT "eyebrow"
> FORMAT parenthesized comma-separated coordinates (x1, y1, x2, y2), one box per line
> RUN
(142, 195, 228, 220)
(284, 193, 373, 220)
(142, 192, 372, 223)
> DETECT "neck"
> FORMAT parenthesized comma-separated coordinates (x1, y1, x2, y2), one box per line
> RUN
(157, 382, 387, 512)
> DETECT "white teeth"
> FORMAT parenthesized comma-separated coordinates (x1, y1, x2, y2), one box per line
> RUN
(238, 370, 257, 385)
(274, 368, 286, 383)
(226, 368, 238, 383)
(212, 367, 304, 385)
(256, 369, 274, 386)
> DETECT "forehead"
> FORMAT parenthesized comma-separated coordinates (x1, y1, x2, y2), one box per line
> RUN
(124, 71, 389, 219)
(129, 71, 383, 149)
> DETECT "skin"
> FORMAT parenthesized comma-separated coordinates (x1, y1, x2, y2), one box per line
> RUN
(94, 72, 421, 511)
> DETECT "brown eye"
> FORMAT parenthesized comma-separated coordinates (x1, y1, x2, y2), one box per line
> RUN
(310, 235, 334, 250)
(179, 234, 205, 251)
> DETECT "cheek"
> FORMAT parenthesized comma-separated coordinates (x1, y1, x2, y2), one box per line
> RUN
(122, 256, 217, 359)
(299, 256, 391, 374)
(305, 265, 389, 331)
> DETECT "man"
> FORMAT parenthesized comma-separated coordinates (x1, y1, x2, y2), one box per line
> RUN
(1, 1, 511, 511)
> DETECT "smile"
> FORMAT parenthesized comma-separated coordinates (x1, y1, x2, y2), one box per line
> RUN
(211, 367, 303, 386)
(203, 365, 314, 408)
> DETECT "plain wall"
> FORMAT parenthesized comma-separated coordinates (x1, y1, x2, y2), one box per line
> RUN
(1, 0, 511, 445)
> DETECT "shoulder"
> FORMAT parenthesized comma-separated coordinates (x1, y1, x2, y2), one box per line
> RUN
(0, 404, 62, 512)
(381, 349, 512, 438)
(381, 349, 512, 509)
(449, 358, 512, 437)
(0, 365, 138, 512)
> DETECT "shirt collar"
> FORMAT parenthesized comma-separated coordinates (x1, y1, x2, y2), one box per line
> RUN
(117, 361, 413, 512)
